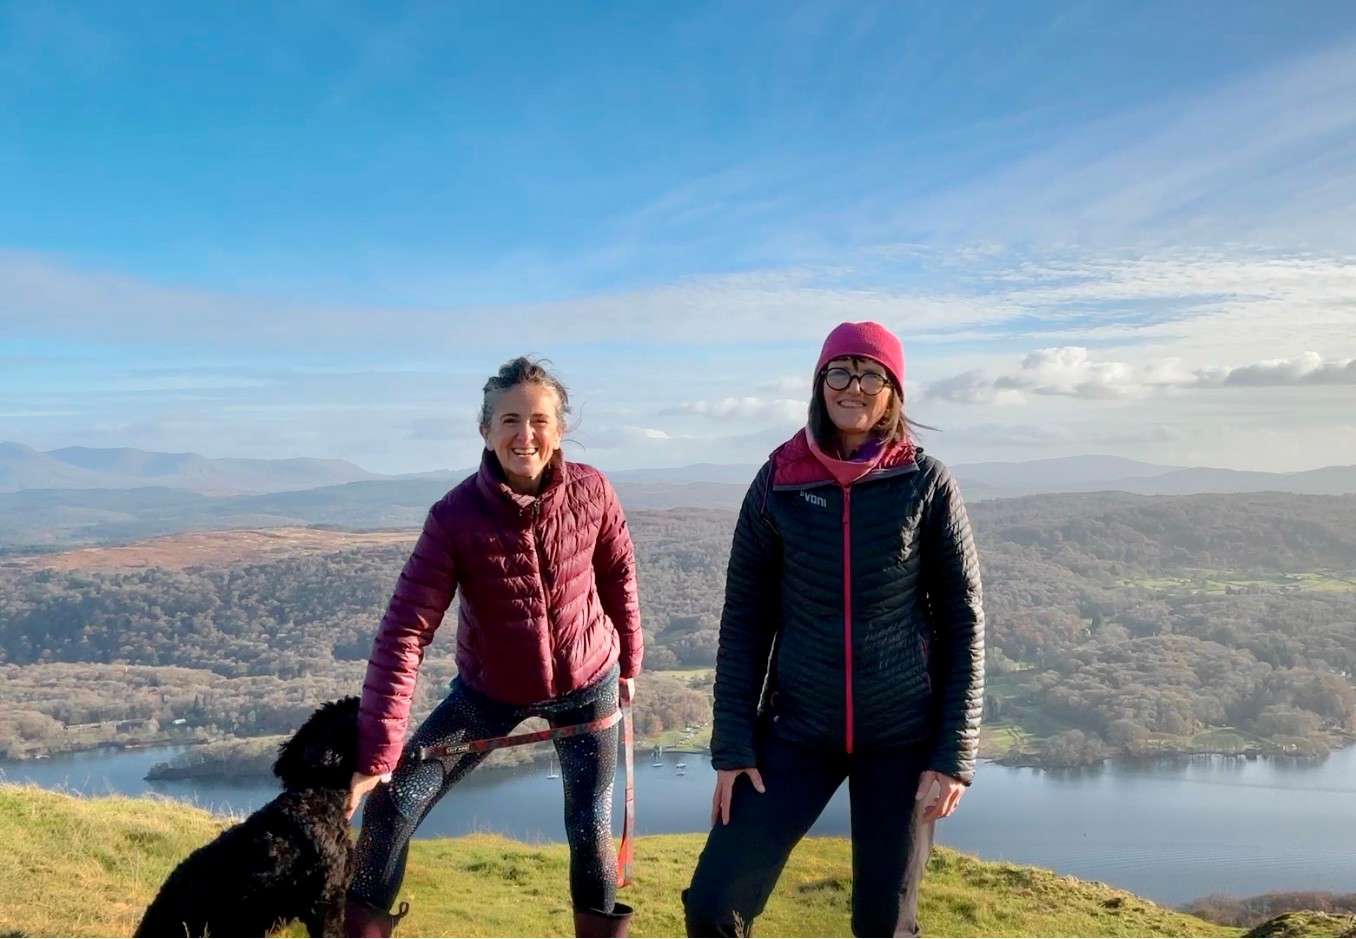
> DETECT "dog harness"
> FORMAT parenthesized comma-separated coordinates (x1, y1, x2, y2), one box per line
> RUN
(413, 679, 637, 886)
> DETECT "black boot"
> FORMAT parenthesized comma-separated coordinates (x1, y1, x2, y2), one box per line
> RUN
(342, 898, 409, 938)
(574, 901, 634, 937)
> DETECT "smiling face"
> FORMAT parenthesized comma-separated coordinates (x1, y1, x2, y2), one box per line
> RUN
(820, 356, 892, 449)
(480, 382, 564, 493)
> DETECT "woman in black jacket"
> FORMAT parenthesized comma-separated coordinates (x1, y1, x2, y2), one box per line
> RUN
(683, 321, 985, 938)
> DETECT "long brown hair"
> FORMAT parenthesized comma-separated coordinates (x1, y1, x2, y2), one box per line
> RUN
(807, 356, 921, 453)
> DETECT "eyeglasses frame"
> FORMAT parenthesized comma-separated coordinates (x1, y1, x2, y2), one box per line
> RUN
(821, 366, 889, 396)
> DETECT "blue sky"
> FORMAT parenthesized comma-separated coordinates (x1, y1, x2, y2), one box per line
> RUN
(3, 1, 1355, 473)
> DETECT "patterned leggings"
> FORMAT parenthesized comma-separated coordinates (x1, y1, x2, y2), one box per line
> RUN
(349, 666, 620, 914)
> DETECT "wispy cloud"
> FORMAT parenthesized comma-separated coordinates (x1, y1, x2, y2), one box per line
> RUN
(890, 38, 1356, 248)
(758, 376, 812, 396)
(0, 251, 1023, 353)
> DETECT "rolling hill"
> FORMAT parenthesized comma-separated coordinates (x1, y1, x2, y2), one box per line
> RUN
(0, 783, 1239, 938)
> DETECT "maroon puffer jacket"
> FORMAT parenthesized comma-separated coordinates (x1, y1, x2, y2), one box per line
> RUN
(356, 449, 643, 775)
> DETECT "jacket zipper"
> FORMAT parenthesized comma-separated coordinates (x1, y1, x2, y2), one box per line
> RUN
(841, 485, 854, 754)
(531, 501, 558, 696)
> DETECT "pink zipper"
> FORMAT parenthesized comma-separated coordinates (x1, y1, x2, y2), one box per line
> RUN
(842, 486, 854, 754)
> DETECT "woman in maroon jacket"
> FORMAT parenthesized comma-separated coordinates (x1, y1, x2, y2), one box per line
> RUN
(343, 357, 643, 938)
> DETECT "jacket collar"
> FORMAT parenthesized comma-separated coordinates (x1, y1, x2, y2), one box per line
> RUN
(475, 448, 569, 515)
(770, 428, 917, 488)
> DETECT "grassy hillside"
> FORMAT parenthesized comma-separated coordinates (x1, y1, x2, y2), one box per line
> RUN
(1243, 912, 1356, 937)
(0, 783, 1237, 938)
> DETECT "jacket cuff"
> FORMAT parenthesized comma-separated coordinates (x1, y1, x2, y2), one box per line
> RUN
(927, 752, 975, 786)
(357, 742, 401, 778)
(621, 656, 641, 681)
(711, 746, 758, 771)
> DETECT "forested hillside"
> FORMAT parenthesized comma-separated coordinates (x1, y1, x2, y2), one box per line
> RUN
(2, 493, 1353, 763)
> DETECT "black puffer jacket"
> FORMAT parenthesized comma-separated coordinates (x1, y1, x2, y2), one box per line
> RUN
(710, 431, 985, 783)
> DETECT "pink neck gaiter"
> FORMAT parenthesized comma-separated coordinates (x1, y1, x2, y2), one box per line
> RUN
(805, 430, 886, 487)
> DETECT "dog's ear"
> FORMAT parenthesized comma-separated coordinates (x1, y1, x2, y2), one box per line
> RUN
(273, 697, 361, 789)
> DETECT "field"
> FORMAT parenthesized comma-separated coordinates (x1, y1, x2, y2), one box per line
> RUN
(2, 527, 416, 573)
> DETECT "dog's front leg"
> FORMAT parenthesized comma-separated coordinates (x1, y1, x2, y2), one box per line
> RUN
(308, 888, 347, 937)
(300, 909, 327, 938)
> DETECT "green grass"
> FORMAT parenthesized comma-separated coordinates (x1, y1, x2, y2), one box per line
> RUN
(1242, 911, 1356, 937)
(978, 723, 1025, 758)
(0, 782, 1246, 938)
(644, 725, 712, 751)
(1188, 728, 1271, 752)
(650, 668, 715, 683)
(1125, 570, 1356, 595)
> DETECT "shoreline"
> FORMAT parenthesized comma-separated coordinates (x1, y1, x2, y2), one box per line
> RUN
(11, 728, 1348, 776)
(2, 732, 710, 776)
(2, 734, 211, 763)
(996, 735, 1352, 771)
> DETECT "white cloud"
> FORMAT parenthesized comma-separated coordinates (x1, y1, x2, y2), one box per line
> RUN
(926, 370, 1028, 406)
(5, 241, 1354, 474)
(671, 396, 807, 422)
(1198, 352, 1356, 387)
(928, 348, 1356, 404)
(626, 426, 674, 440)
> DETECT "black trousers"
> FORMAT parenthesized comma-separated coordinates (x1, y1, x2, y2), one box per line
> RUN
(349, 666, 620, 914)
(684, 733, 935, 938)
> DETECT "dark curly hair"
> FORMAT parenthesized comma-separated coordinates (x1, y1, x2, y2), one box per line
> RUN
(478, 356, 572, 432)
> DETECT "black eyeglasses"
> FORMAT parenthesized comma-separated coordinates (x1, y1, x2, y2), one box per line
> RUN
(822, 366, 888, 396)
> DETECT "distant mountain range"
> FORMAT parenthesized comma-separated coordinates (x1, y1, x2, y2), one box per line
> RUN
(7, 443, 1356, 498)
(2, 442, 1355, 548)
(949, 455, 1356, 500)
(0, 442, 382, 494)
(605, 455, 1356, 499)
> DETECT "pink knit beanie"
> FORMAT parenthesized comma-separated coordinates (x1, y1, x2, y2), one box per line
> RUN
(814, 321, 905, 390)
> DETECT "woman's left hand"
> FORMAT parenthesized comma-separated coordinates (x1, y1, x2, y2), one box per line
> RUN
(620, 676, 635, 703)
(916, 770, 966, 823)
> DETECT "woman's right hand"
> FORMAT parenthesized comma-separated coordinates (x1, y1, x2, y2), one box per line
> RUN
(346, 771, 390, 821)
(710, 767, 765, 826)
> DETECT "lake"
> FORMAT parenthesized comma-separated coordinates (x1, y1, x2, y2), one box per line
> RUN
(3, 744, 1353, 907)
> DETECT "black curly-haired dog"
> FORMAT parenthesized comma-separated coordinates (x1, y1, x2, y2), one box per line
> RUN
(135, 697, 360, 938)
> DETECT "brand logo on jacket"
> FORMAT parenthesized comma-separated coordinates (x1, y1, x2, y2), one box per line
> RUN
(800, 490, 828, 509)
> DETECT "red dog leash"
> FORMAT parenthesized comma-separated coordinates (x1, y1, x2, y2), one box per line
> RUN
(414, 679, 637, 886)
(617, 677, 635, 885)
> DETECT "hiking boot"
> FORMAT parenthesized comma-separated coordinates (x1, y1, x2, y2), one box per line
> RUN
(574, 901, 634, 937)
(343, 898, 409, 937)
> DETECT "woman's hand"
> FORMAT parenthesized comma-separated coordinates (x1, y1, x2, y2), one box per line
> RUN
(711, 767, 765, 826)
(346, 770, 391, 821)
(915, 769, 965, 822)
